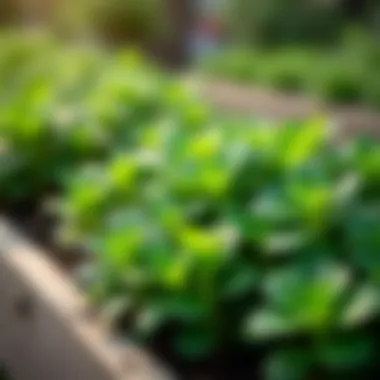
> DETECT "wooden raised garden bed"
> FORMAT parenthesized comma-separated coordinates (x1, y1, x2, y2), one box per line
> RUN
(0, 218, 173, 380)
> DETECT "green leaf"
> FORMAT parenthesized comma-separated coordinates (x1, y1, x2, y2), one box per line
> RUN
(174, 328, 215, 360)
(282, 118, 328, 168)
(316, 336, 375, 371)
(263, 230, 311, 255)
(155, 295, 205, 323)
(265, 348, 312, 380)
(334, 173, 361, 207)
(135, 307, 166, 339)
(341, 285, 379, 327)
(263, 262, 351, 328)
(223, 263, 259, 298)
(245, 309, 296, 340)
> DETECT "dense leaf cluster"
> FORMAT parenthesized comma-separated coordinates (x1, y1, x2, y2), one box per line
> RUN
(2, 33, 380, 379)
(0, 32, 207, 204)
(60, 116, 380, 378)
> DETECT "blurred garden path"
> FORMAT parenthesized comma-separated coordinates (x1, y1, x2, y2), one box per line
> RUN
(198, 78, 380, 140)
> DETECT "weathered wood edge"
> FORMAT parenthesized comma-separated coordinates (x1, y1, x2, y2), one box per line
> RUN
(0, 217, 174, 380)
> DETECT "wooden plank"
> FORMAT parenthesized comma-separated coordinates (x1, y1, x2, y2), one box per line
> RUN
(0, 218, 173, 380)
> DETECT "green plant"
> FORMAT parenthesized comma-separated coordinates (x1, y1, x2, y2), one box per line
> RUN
(310, 61, 364, 104)
(200, 37, 380, 109)
(227, 0, 344, 47)
(59, 116, 380, 378)
(3, 31, 380, 380)
(257, 48, 317, 93)
(0, 32, 210, 205)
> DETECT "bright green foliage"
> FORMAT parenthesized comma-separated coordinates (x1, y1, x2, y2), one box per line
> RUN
(0, 32, 209, 204)
(3, 32, 380, 379)
(60, 115, 380, 377)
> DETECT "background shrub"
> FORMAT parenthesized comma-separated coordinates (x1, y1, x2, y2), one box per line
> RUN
(226, 0, 344, 47)
(200, 33, 380, 109)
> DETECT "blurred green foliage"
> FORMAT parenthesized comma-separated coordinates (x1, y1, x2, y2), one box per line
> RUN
(60, 115, 380, 378)
(0, 32, 208, 205)
(2, 32, 380, 379)
(200, 29, 380, 108)
(226, 0, 380, 48)
(226, 0, 345, 47)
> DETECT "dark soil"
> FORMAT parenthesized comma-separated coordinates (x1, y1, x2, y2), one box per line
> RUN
(2, 199, 84, 272)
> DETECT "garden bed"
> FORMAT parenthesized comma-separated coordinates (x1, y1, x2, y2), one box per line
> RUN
(3, 31, 380, 380)
(0, 217, 172, 380)
(0, 207, 263, 380)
